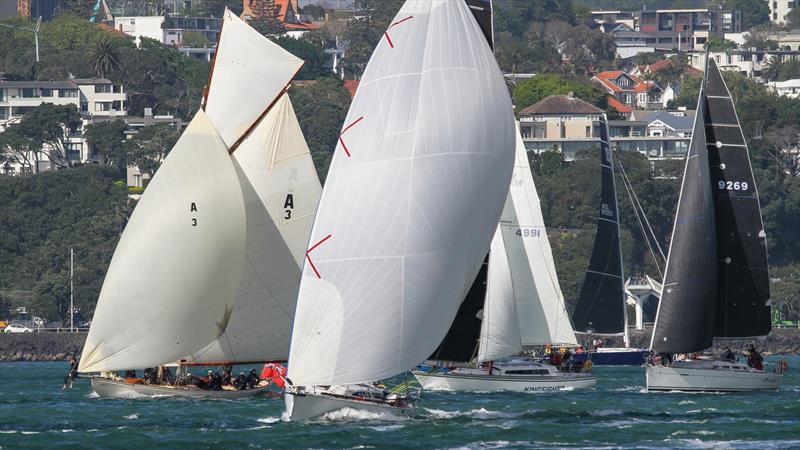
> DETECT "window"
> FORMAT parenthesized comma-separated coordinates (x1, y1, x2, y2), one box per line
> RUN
(59, 90, 78, 98)
(586, 126, 591, 138)
(95, 85, 112, 93)
(113, 85, 123, 93)
(0, 106, 8, 119)
(0, 89, 4, 102)
(41, 89, 52, 97)
(21, 88, 38, 98)
(95, 102, 112, 111)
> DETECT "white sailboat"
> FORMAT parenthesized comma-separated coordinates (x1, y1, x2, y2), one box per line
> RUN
(645, 57, 786, 392)
(80, 10, 322, 398)
(413, 126, 596, 392)
(283, 0, 516, 420)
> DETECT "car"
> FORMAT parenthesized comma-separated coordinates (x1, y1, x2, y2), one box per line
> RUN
(3, 323, 33, 333)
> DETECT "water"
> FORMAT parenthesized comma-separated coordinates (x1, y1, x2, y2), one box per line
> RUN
(1, 357, 799, 449)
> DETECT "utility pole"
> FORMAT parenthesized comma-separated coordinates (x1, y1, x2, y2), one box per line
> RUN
(70, 248, 74, 332)
(0, 16, 41, 63)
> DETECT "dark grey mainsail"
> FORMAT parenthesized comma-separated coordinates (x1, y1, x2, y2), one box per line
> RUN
(704, 59, 771, 338)
(464, 0, 493, 49)
(650, 89, 718, 355)
(572, 115, 626, 335)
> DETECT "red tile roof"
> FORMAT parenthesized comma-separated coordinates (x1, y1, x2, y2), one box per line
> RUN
(343, 79, 359, 98)
(607, 95, 632, 113)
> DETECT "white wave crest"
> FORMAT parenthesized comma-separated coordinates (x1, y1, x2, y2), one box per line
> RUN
(124, 414, 138, 420)
(257, 417, 281, 424)
(319, 407, 406, 422)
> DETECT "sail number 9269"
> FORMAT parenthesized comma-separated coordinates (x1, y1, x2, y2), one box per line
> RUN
(718, 180, 748, 191)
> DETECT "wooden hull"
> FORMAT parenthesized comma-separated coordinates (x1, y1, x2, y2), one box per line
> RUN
(412, 370, 596, 392)
(646, 364, 783, 392)
(284, 390, 417, 421)
(90, 377, 275, 399)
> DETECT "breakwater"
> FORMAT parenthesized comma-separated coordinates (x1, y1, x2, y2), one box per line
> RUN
(0, 332, 85, 361)
(599, 327, 800, 356)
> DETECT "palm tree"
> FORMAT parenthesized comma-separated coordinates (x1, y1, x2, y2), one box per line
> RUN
(89, 38, 121, 79)
(761, 57, 781, 82)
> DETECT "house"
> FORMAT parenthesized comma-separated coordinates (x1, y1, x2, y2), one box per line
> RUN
(767, 0, 797, 24)
(242, 0, 322, 37)
(518, 93, 604, 159)
(592, 71, 663, 111)
(769, 79, 800, 98)
(689, 49, 800, 78)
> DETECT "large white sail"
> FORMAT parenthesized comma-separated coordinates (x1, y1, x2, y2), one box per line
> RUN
(204, 9, 303, 148)
(287, 0, 516, 387)
(499, 126, 578, 347)
(477, 227, 521, 362)
(79, 110, 246, 373)
(188, 93, 321, 362)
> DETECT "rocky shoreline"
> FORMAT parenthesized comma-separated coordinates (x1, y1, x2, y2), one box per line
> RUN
(0, 328, 798, 362)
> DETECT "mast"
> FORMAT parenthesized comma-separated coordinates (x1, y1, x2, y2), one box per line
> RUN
(650, 57, 718, 355)
(572, 115, 627, 341)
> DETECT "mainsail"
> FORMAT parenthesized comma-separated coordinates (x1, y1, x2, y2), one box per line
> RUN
(500, 126, 579, 347)
(79, 110, 246, 373)
(189, 11, 321, 363)
(572, 115, 626, 336)
(287, 0, 516, 387)
(704, 59, 771, 338)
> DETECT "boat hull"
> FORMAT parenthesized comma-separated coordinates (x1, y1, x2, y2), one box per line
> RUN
(412, 370, 596, 392)
(571, 348, 649, 366)
(284, 390, 417, 421)
(645, 364, 783, 392)
(89, 377, 274, 399)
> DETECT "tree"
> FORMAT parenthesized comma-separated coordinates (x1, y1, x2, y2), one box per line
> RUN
(743, 30, 779, 51)
(339, 0, 404, 77)
(33, 272, 71, 322)
(0, 104, 82, 170)
(272, 35, 327, 79)
(88, 38, 122, 78)
(788, 7, 800, 28)
(300, 4, 326, 19)
(83, 120, 129, 170)
(513, 73, 607, 111)
(706, 35, 738, 51)
(724, 0, 770, 29)
(181, 31, 210, 48)
(249, 16, 286, 37)
(123, 124, 180, 178)
(762, 56, 782, 81)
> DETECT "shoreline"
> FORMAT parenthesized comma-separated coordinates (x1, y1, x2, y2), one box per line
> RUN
(1, 328, 799, 362)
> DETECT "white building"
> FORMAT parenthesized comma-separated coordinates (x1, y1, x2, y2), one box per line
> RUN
(114, 16, 165, 46)
(689, 49, 800, 78)
(766, 0, 797, 24)
(769, 79, 800, 98)
(0, 78, 127, 175)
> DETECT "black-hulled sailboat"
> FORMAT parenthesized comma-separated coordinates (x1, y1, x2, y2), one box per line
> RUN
(645, 58, 786, 391)
(571, 115, 649, 366)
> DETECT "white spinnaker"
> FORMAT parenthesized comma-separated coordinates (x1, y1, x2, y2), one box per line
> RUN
(79, 110, 246, 373)
(477, 226, 521, 362)
(204, 9, 303, 147)
(287, 0, 516, 387)
(188, 93, 321, 362)
(499, 126, 578, 347)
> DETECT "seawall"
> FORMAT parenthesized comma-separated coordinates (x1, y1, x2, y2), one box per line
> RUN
(0, 332, 86, 362)
(600, 327, 800, 356)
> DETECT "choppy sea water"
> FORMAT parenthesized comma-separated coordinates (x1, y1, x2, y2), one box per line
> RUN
(1, 357, 798, 449)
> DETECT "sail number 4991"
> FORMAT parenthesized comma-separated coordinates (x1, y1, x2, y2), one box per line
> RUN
(515, 228, 541, 238)
(718, 180, 748, 191)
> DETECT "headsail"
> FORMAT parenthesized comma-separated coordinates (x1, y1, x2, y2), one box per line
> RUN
(477, 226, 521, 362)
(704, 59, 771, 338)
(500, 125, 578, 347)
(79, 110, 246, 373)
(287, 0, 515, 387)
(572, 115, 626, 335)
(650, 75, 717, 355)
(188, 93, 321, 363)
(204, 9, 303, 148)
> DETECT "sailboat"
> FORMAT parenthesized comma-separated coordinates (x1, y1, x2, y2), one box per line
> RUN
(283, 0, 516, 420)
(570, 114, 649, 366)
(412, 126, 596, 392)
(79, 10, 322, 398)
(645, 58, 786, 392)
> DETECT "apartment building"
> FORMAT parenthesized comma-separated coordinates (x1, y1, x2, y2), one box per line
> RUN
(769, 79, 800, 98)
(690, 49, 800, 78)
(767, 0, 797, 24)
(0, 78, 127, 174)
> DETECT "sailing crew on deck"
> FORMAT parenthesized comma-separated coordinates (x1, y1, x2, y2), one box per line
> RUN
(63, 355, 78, 389)
(723, 347, 736, 362)
(747, 345, 764, 370)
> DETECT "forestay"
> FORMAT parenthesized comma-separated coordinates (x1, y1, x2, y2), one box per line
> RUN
(499, 126, 578, 347)
(79, 110, 246, 373)
(188, 93, 321, 362)
(287, 0, 515, 387)
(477, 227, 521, 362)
(204, 9, 303, 148)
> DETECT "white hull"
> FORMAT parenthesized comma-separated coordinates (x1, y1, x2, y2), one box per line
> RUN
(413, 371, 596, 392)
(284, 390, 417, 421)
(646, 363, 783, 392)
(89, 377, 274, 399)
